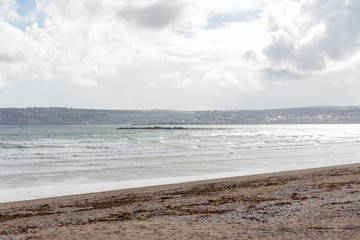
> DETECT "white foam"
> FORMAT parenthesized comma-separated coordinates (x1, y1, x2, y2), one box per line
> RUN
(1, 124, 360, 203)
(1, 156, 359, 203)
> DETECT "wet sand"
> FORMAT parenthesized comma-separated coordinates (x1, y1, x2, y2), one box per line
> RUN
(1, 163, 360, 239)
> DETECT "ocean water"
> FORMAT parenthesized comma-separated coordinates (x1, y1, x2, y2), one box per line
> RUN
(1, 124, 360, 202)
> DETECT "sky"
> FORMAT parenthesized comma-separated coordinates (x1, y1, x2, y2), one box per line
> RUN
(0, 0, 360, 110)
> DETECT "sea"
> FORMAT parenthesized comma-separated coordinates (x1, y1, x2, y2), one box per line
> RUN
(1, 124, 360, 203)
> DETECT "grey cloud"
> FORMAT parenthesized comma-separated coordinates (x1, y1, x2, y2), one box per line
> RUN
(264, 35, 325, 72)
(242, 51, 259, 63)
(120, 1, 183, 29)
(0, 54, 18, 62)
(264, 1, 360, 78)
(304, 0, 360, 60)
(264, 36, 294, 65)
(293, 41, 325, 71)
(0, 51, 24, 62)
(262, 68, 304, 82)
(266, 15, 280, 32)
(319, 4, 360, 60)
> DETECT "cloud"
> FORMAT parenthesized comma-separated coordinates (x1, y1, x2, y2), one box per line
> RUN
(119, 1, 183, 29)
(1, 0, 360, 109)
(313, 1, 360, 60)
(0, 0, 18, 21)
(264, 35, 294, 66)
(263, 0, 360, 78)
(262, 68, 304, 82)
(177, 68, 263, 93)
(203, 69, 239, 86)
(0, 20, 27, 62)
(0, 0, 270, 109)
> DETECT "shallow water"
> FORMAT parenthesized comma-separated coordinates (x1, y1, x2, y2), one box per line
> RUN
(1, 124, 360, 202)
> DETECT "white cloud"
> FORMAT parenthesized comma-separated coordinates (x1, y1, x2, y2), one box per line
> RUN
(0, 21, 28, 62)
(176, 68, 263, 93)
(0, 0, 18, 21)
(176, 78, 193, 88)
(204, 69, 239, 86)
(0, 0, 359, 109)
(298, 23, 326, 46)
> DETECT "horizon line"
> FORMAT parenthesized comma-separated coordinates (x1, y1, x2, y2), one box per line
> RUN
(1, 105, 360, 112)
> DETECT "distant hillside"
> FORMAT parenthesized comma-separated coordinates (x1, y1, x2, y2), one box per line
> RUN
(1, 107, 360, 125)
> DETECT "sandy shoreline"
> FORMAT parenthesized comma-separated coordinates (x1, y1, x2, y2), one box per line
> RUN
(1, 163, 360, 239)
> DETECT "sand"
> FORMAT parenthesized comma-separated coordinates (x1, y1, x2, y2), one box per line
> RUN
(1, 163, 360, 240)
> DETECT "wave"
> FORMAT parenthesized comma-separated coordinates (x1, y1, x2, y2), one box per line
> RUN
(0, 143, 29, 149)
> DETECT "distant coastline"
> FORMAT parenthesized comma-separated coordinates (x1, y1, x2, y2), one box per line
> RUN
(1, 106, 360, 125)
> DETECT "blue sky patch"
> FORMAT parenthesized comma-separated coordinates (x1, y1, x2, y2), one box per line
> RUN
(8, 0, 46, 31)
(207, 10, 263, 29)
(16, 0, 36, 17)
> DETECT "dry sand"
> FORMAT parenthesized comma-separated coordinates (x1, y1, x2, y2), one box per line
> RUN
(1, 163, 360, 239)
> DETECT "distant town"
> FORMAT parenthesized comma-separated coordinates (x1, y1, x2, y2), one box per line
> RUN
(1, 106, 360, 125)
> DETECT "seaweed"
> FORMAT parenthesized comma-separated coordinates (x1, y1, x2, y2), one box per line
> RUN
(316, 182, 347, 191)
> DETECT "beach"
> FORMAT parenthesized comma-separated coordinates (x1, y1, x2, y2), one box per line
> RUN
(1, 163, 360, 239)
